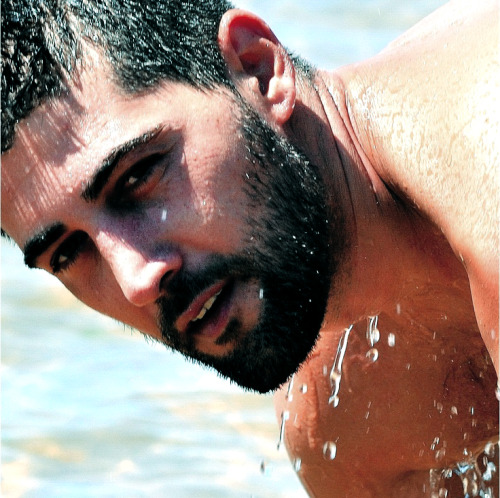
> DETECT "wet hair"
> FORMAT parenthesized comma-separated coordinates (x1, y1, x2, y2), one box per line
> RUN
(1, 0, 315, 154)
(1, 0, 234, 152)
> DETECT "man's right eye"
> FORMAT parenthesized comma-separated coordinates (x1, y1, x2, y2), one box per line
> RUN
(50, 231, 90, 274)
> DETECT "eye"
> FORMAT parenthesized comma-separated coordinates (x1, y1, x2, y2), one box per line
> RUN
(50, 231, 90, 273)
(115, 153, 166, 202)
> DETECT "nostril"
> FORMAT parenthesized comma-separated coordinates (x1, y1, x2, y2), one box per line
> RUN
(159, 270, 176, 294)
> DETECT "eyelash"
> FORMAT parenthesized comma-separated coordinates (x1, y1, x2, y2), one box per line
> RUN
(50, 231, 90, 274)
(50, 153, 168, 274)
(114, 153, 166, 204)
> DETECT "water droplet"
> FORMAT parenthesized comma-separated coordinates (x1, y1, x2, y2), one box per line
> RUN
(161, 209, 168, 222)
(396, 303, 401, 315)
(277, 411, 289, 451)
(329, 370, 340, 385)
(366, 348, 379, 362)
(483, 461, 496, 481)
(436, 402, 444, 414)
(328, 326, 352, 407)
(259, 288, 264, 300)
(464, 477, 479, 496)
(450, 406, 458, 416)
(388, 333, 396, 347)
(435, 448, 446, 461)
(322, 441, 337, 461)
(329, 395, 340, 407)
(495, 386, 500, 401)
(299, 384, 308, 394)
(293, 458, 302, 472)
(431, 437, 440, 450)
(443, 469, 453, 479)
(484, 441, 495, 458)
(366, 316, 380, 347)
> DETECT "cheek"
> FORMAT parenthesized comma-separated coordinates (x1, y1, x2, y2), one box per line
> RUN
(61, 264, 158, 337)
(171, 151, 251, 254)
(59, 256, 115, 313)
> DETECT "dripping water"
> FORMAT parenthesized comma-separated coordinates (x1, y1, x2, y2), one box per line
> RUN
(322, 441, 337, 461)
(277, 375, 294, 451)
(329, 325, 353, 407)
(365, 315, 380, 362)
(429, 442, 498, 498)
(277, 410, 289, 451)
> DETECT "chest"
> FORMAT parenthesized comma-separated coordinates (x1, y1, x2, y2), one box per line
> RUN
(274, 311, 498, 496)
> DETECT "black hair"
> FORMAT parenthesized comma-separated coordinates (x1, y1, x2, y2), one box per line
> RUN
(1, 0, 234, 152)
(1, 0, 315, 154)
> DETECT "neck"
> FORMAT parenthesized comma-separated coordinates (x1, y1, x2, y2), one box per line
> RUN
(283, 69, 472, 331)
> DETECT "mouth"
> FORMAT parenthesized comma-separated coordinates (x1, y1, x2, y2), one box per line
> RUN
(175, 279, 234, 340)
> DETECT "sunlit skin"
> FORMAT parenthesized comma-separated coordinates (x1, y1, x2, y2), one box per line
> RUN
(2, 0, 498, 496)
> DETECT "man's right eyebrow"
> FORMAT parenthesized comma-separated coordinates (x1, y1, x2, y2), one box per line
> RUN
(81, 127, 163, 202)
(23, 222, 67, 268)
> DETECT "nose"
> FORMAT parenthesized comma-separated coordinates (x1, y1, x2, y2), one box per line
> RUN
(96, 232, 182, 307)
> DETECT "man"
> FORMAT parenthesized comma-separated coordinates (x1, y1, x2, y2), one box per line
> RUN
(2, 0, 498, 496)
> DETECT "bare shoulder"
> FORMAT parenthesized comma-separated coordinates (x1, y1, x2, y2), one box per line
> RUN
(338, 0, 499, 366)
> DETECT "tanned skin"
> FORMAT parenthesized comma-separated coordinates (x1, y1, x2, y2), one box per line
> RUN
(2, 1, 498, 496)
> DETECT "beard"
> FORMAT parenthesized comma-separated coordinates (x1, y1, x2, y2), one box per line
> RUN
(157, 100, 346, 393)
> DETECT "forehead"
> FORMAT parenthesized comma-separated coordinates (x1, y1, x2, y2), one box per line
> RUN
(1, 49, 229, 249)
(1, 55, 124, 243)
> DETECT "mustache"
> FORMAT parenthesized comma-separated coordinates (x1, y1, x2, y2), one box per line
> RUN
(155, 254, 252, 337)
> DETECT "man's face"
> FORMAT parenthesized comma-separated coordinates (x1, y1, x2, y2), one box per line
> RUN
(2, 56, 338, 392)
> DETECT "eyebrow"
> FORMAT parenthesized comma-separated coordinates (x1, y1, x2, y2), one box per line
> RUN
(23, 222, 67, 268)
(81, 126, 163, 202)
(22, 127, 163, 269)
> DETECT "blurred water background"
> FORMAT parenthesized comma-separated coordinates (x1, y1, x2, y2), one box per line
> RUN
(2, 1, 446, 496)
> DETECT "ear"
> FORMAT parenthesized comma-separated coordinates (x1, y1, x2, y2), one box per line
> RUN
(218, 9, 296, 126)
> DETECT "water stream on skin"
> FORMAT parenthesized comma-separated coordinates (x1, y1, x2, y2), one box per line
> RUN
(277, 376, 294, 451)
(365, 315, 380, 363)
(429, 442, 497, 498)
(329, 316, 379, 407)
(328, 325, 353, 407)
(278, 315, 498, 496)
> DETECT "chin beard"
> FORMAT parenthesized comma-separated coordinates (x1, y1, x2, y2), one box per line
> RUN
(157, 99, 346, 393)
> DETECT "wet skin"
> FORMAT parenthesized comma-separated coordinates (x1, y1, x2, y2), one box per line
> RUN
(1, 64, 333, 393)
(2, 0, 499, 496)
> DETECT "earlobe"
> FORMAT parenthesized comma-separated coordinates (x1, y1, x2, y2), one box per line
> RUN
(218, 9, 296, 126)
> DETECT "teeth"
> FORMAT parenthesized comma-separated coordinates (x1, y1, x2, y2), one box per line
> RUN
(192, 290, 222, 322)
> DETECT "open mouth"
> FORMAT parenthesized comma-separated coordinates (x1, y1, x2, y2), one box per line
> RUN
(184, 280, 235, 339)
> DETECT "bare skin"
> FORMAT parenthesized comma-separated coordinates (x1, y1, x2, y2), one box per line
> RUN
(271, 1, 499, 495)
(1, 0, 498, 496)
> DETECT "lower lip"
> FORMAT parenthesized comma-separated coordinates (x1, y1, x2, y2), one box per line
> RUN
(188, 281, 234, 340)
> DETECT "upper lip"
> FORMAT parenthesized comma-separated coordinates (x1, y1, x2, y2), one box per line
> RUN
(174, 280, 227, 334)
